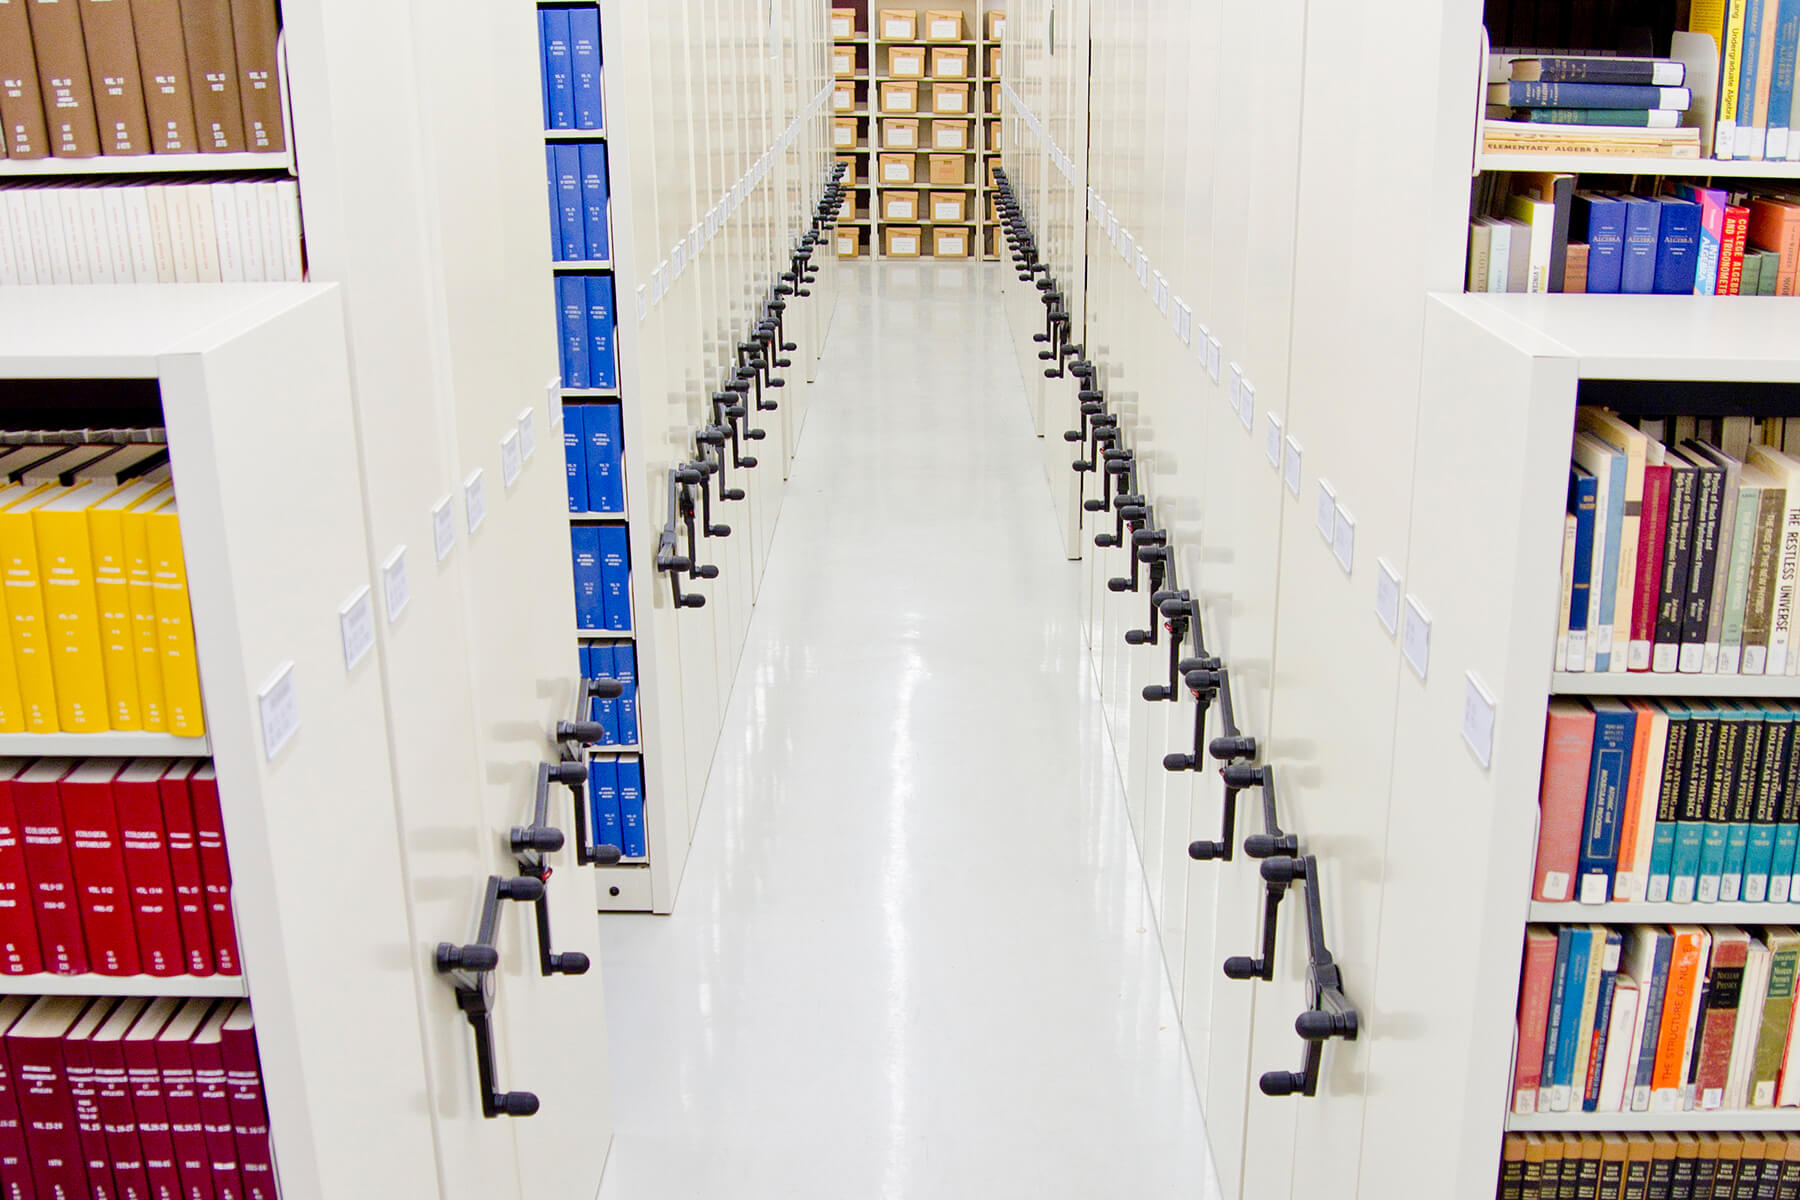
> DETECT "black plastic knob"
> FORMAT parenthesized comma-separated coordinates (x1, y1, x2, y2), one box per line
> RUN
(1297, 1009, 1358, 1041)
(1163, 752, 1198, 771)
(1220, 763, 1263, 789)
(509, 825, 566, 854)
(1106, 577, 1131, 593)
(556, 720, 605, 744)
(1259, 1072, 1305, 1097)
(695, 564, 720, 579)
(1188, 840, 1224, 861)
(1124, 629, 1150, 645)
(1211, 735, 1259, 762)
(1223, 956, 1262, 981)
(585, 677, 625, 699)
(436, 943, 500, 972)
(592, 843, 624, 864)
(495, 1091, 541, 1117)
(549, 761, 587, 786)
(549, 950, 592, 977)
(1261, 857, 1307, 884)
(1142, 683, 1174, 702)
(1244, 834, 1298, 859)
(498, 877, 545, 902)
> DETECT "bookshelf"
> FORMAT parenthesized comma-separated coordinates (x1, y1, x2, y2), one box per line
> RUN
(0, 152, 294, 178)
(0, 974, 250, 999)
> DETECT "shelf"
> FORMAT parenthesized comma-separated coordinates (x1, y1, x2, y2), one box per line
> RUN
(585, 745, 641, 756)
(1528, 900, 1800, 924)
(543, 129, 605, 142)
(1550, 671, 1800, 697)
(0, 973, 248, 998)
(1477, 152, 1800, 178)
(0, 731, 211, 756)
(875, 185, 980, 193)
(568, 511, 628, 523)
(875, 38, 980, 47)
(0, 151, 293, 178)
(1506, 1109, 1800, 1132)
(551, 260, 613, 272)
(575, 629, 634, 641)
(562, 388, 621, 399)
(877, 219, 977, 227)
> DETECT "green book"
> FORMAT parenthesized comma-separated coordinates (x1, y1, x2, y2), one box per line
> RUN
(1507, 106, 1685, 127)
(1752, 929, 1800, 1106)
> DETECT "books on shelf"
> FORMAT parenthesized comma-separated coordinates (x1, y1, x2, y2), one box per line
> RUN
(544, 142, 610, 263)
(1512, 923, 1800, 1117)
(569, 525, 630, 633)
(562, 401, 623, 515)
(539, 5, 604, 133)
(0, 0, 284, 161)
(555, 275, 617, 390)
(0, 179, 304, 286)
(1497, 1131, 1800, 1196)
(584, 751, 643, 859)
(1482, 120, 1704, 160)
(1690, 0, 1800, 161)
(579, 643, 637, 746)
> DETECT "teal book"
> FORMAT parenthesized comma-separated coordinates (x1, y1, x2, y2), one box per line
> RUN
(1746, 706, 1791, 901)
(1671, 703, 1717, 903)
(1697, 704, 1742, 902)
(1720, 701, 1765, 901)
(1507, 107, 1684, 127)
(1646, 701, 1690, 903)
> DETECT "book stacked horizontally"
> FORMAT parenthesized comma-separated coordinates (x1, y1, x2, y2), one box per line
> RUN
(1486, 55, 1702, 159)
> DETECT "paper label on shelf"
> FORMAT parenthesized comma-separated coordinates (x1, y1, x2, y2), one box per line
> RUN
(464, 469, 487, 533)
(1206, 336, 1221, 382)
(338, 586, 374, 672)
(635, 285, 648, 322)
(1228, 365, 1242, 410)
(1332, 503, 1355, 572)
(257, 662, 299, 762)
(1403, 596, 1431, 681)
(1315, 480, 1336, 541)
(1375, 558, 1400, 636)
(1540, 871, 1570, 902)
(1175, 300, 1192, 344)
(1238, 379, 1255, 431)
(432, 495, 456, 562)
(1283, 436, 1303, 496)
(1264, 412, 1283, 468)
(518, 408, 537, 460)
(382, 546, 410, 623)
(501, 430, 523, 488)
(547, 377, 563, 418)
(1136, 250, 1149, 287)
(1462, 671, 1496, 770)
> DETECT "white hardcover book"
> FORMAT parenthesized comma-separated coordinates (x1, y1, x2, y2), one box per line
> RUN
(144, 188, 174, 282)
(3, 195, 36, 286)
(1747, 446, 1800, 675)
(164, 188, 197, 283)
(1467, 221, 1492, 291)
(1504, 216, 1532, 292)
(1596, 975, 1640, 1112)
(0, 198, 18, 286)
(101, 190, 134, 283)
(23, 189, 61, 284)
(1725, 939, 1771, 1109)
(210, 184, 243, 282)
(1579, 411, 1648, 672)
(1620, 928, 1664, 1111)
(77, 189, 114, 284)
(57, 189, 91, 284)
(120, 188, 156, 283)
(255, 182, 282, 281)
(276, 181, 302, 280)
(1556, 513, 1577, 670)
(234, 183, 264, 282)
(1482, 217, 1511, 292)
(186, 187, 220, 282)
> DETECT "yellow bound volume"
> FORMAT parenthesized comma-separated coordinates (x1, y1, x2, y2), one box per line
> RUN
(121, 485, 173, 732)
(144, 497, 203, 736)
(0, 485, 63, 732)
(33, 482, 118, 731)
(84, 470, 172, 730)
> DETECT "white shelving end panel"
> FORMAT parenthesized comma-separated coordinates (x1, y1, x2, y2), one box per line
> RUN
(0, 973, 249, 998)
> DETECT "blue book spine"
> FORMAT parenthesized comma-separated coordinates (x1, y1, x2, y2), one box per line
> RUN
(1619, 197, 1661, 294)
(587, 644, 620, 744)
(585, 275, 617, 389)
(1574, 193, 1626, 293)
(1552, 928, 1593, 1105)
(615, 644, 639, 745)
(545, 147, 560, 259)
(617, 758, 646, 858)
(585, 402, 624, 514)
(578, 143, 611, 261)
(538, 13, 552, 127)
(1582, 932, 1622, 1111)
(558, 277, 590, 388)
(1542, 928, 1575, 1107)
(571, 527, 603, 630)
(1769, 0, 1800, 158)
(1739, 0, 1770, 158)
(1499, 81, 1694, 108)
(1578, 703, 1636, 902)
(552, 144, 586, 262)
(1652, 198, 1702, 294)
(563, 403, 588, 512)
(1568, 467, 1597, 667)
(588, 757, 623, 855)
(598, 526, 631, 631)
(569, 9, 604, 130)
(1629, 933, 1673, 1108)
(542, 10, 575, 130)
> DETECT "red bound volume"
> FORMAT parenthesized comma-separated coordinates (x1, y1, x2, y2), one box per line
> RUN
(0, 759, 43, 973)
(1512, 927, 1559, 1114)
(114, 759, 184, 976)
(155, 999, 214, 1200)
(189, 1007, 239, 1200)
(9, 995, 95, 1200)
(123, 997, 182, 1200)
(61, 760, 141, 976)
(158, 763, 212, 977)
(94, 998, 152, 1200)
(66, 998, 119, 1200)
(217, 1004, 269, 1200)
(17, 758, 88, 974)
(185, 767, 235, 976)
(0, 996, 35, 1200)
(1533, 701, 1598, 902)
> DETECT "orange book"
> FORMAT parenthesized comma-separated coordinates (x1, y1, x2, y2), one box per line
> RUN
(1615, 701, 1657, 889)
(1652, 925, 1712, 1106)
(1747, 197, 1800, 296)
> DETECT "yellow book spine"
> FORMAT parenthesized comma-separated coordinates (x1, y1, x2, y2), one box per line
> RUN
(0, 574, 26, 734)
(0, 503, 57, 732)
(34, 506, 111, 731)
(1692, 0, 1728, 43)
(122, 507, 166, 733)
(145, 507, 203, 736)
(85, 507, 139, 729)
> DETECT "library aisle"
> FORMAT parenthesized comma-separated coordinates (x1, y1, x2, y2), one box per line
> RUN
(594, 263, 1220, 1199)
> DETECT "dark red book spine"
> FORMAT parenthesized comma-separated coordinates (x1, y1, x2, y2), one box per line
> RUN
(0, 1016, 33, 1200)
(112, 778, 183, 977)
(0, 774, 41, 976)
(157, 776, 211, 979)
(187, 1042, 237, 1200)
(94, 1037, 150, 1200)
(65, 1036, 117, 1200)
(154, 1035, 211, 1200)
(11, 1029, 92, 1199)
(15, 773, 88, 975)
(124, 1038, 179, 1200)
(1630, 462, 1672, 670)
(216, 1023, 268, 1200)
(61, 775, 141, 976)
(183, 777, 235, 977)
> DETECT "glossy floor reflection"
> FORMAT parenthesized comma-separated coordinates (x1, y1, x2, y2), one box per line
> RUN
(594, 262, 1220, 1200)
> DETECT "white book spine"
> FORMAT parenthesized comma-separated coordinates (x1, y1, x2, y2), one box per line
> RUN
(1485, 222, 1511, 293)
(211, 184, 243, 282)
(2, 196, 31, 286)
(79, 189, 114, 284)
(121, 188, 156, 283)
(55, 190, 88, 284)
(234, 183, 264, 282)
(1556, 513, 1576, 670)
(0, 198, 16, 286)
(24, 191, 62, 284)
(144, 188, 174, 283)
(165, 187, 197, 283)
(1596, 980, 1639, 1112)
(101, 190, 133, 284)
(277, 182, 302, 281)
(1775, 503, 1800, 674)
(187, 186, 220, 282)
(255, 183, 282, 281)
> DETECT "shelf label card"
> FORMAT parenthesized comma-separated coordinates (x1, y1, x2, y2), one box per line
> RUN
(1315, 479, 1336, 541)
(382, 546, 410, 623)
(338, 586, 374, 672)
(1264, 412, 1283, 468)
(1403, 595, 1431, 681)
(1284, 436, 1303, 496)
(501, 430, 523, 488)
(1463, 671, 1497, 770)
(547, 378, 563, 422)
(635, 285, 648, 323)
(518, 408, 537, 461)
(1333, 504, 1355, 573)
(1375, 558, 1401, 636)
(432, 494, 456, 562)
(465, 469, 488, 533)
(257, 661, 299, 762)
(1238, 378, 1255, 431)
(1228, 364, 1242, 410)
(1207, 336, 1222, 382)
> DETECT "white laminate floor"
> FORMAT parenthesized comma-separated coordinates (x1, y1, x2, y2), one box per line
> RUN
(593, 262, 1219, 1200)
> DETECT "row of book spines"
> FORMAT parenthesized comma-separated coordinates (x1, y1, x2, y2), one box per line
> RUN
(1577, 188, 1798, 297)
(570, 526, 631, 634)
(0, 0, 283, 160)
(0, 466, 200, 736)
(556, 275, 619, 392)
(538, 7, 605, 132)
(0, 995, 271, 1200)
(580, 645, 639, 747)
(587, 756, 644, 859)
(1536, 698, 1800, 907)
(0, 180, 304, 290)
(1700, 0, 1800, 161)
(563, 402, 624, 516)
(1514, 925, 1793, 1119)
(0, 757, 236, 980)
(547, 142, 611, 263)
(1498, 1131, 1800, 1200)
